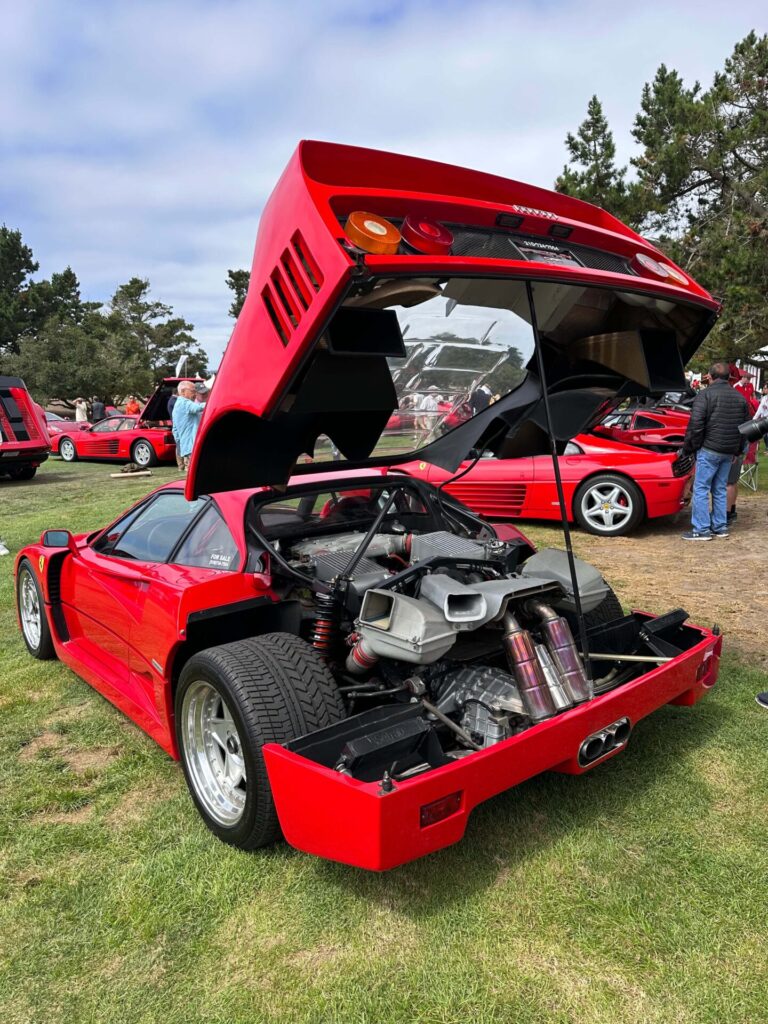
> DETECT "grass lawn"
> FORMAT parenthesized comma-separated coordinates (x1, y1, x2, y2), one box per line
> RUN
(1, 459, 767, 1024)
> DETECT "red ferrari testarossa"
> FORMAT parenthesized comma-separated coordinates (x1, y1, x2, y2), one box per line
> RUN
(15, 142, 722, 869)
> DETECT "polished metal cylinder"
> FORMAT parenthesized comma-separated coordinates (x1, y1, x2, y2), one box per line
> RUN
(539, 615, 592, 703)
(535, 644, 573, 711)
(502, 614, 555, 722)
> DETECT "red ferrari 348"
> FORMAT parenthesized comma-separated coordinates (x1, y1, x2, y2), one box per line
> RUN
(403, 431, 692, 536)
(15, 142, 722, 869)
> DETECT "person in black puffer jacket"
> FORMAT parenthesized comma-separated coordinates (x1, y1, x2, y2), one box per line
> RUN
(680, 362, 751, 540)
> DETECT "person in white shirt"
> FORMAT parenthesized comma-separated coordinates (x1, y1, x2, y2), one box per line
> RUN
(74, 398, 88, 422)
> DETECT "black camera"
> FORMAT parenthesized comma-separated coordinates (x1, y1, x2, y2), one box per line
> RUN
(738, 417, 768, 443)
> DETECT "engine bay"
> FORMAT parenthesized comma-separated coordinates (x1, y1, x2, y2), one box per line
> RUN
(248, 478, 703, 785)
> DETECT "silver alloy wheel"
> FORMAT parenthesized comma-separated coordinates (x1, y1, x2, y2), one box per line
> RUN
(19, 569, 42, 650)
(181, 681, 247, 826)
(580, 481, 634, 532)
(59, 438, 76, 461)
(132, 441, 152, 467)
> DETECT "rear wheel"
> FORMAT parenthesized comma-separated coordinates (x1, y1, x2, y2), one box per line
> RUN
(573, 474, 644, 536)
(131, 439, 156, 467)
(568, 586, 624, 631)
(59, 437, 78, 462)
(16, 560, 55, 660)
(175, 633, 344, 849)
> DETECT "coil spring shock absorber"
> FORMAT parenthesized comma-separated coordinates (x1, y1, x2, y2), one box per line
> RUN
(310, 592, 339, 657)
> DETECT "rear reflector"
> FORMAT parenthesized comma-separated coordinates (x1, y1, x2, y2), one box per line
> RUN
(345, 211, 401, 254)
(420, 791, 462, 828)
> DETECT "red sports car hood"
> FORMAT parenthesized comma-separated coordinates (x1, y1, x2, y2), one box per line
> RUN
(186, 141, 719, 498)
(139, 377, 202, 424)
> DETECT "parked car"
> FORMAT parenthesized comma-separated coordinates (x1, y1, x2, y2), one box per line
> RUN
(0, 376, 51, 480)
(44, 411, 90, 436)
(403, 433, 693, 536)
(52, 414, 176, 467)
(15, 140, 723, 871)
(593, 405, 690, 452)
(51, 378, 198, 467)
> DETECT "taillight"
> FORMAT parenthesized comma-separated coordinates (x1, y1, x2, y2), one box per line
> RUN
(401, 215, 453, 255)
(420, 791, 462, 827)
(631, 253, 670, 279)
(163, 433, 175, 444)
(344, 211, 401, 254)
(659, 263, 689, 286)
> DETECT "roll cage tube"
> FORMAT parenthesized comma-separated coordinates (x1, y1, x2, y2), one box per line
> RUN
(245, 477, 476, 594)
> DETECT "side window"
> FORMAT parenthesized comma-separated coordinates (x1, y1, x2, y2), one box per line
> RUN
(172, 504, 240, 571)
(94, 493, 206, 562)
(634, 415, 663, 429)
(119, 418, 137, 430)
(91, 417, 124, 433)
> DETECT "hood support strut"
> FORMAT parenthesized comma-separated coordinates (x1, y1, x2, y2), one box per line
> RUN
(525, 281, 592, 686)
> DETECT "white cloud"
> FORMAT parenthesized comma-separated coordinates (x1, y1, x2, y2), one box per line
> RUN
(2, 0, 765, 364)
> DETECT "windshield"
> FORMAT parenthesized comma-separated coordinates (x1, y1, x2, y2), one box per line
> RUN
(301, 275, 711, 465)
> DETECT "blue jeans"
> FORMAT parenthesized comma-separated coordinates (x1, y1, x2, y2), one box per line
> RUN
(691, 448, 732, 534)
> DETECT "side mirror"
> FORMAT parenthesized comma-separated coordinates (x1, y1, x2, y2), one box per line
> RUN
(41, 530, 76, 550)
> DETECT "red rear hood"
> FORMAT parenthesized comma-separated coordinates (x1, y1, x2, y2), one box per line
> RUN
(185, 142, 719, 499)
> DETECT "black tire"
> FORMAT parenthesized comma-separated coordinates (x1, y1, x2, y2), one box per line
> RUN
(131, 439, 157, 467)
(58, 437, 78, 462)
(562, 586, 624, 650)
(578, 586, 624, 630)
(16, 560, 56, 660)
(9, 466, 36, 480)
(573, 473, 645, 536)
(175, 632, 344, 850)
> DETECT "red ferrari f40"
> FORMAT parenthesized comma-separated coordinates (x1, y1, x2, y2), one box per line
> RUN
(16, 143, 722, 869)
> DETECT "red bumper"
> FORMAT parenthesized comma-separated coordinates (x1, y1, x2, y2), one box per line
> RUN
(263, 624, 721, 870)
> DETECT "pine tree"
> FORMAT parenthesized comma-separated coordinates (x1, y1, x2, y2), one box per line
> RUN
(556, 96, 640, 224)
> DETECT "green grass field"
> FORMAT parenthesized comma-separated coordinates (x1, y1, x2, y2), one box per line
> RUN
(1, 459, 767, 1024)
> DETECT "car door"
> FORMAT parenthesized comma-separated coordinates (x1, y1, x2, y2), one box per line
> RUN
(61, 492, 207, 734)
(77, 416, 127, 458)
(126, 501, 251, 739)
(526, 447, 581, 519)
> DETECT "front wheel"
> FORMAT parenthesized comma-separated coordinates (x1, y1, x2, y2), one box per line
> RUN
(16, 560, 56, 660)
(175, 633, 344, 849)
(131, 439, 157, 467)
(573, 474, 644, 536)
(59, 437, 78, 462)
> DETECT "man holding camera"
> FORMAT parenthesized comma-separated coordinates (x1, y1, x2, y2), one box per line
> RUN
(754, 383, 768, 452)
(680, 361, 751, 541)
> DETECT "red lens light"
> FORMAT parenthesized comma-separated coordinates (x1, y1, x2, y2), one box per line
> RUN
(632, 253, 670, 279)
(420, 791, 462, 827)
(401, 215, 453, 255)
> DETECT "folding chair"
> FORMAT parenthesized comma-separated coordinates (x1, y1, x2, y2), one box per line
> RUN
(740, 442, 759, 492)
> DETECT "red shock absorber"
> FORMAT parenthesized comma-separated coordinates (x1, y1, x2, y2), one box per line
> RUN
(310, 592, 339, 657)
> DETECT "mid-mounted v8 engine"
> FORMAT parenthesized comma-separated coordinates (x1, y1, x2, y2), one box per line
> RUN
(276, 507, 620, 782)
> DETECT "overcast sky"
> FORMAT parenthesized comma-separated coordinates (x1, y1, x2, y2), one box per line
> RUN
(2, 0, 765, 366)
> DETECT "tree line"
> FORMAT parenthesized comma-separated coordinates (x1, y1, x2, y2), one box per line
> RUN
(0, 228, 209, 405)
(555, 31, 767, 367)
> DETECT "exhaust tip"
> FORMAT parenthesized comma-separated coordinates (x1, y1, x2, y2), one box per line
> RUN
(578, 718, 631, 767)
